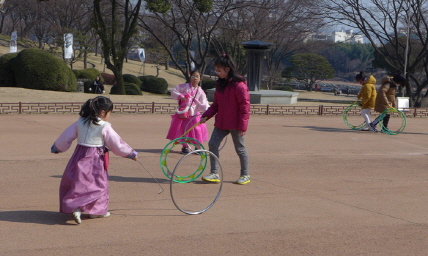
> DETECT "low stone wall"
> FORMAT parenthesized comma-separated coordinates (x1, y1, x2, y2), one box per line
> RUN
(1, 102, 428, 117)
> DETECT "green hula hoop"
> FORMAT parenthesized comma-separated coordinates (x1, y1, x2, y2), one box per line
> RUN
(160, 137, 207, 183)
(378, 108, 407, 135)
(343, 101, 366, 130)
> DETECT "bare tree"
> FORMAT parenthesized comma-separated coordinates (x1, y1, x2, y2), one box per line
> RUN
(41, 0, 94, 67)
(319, 0, 428, 106)
(139, 0, 261, 81)
(210, 0, 326, 89)
(92, 0, 143, 95)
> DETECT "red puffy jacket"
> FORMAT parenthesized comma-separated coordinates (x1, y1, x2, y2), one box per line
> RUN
(202, 80, 250, 132)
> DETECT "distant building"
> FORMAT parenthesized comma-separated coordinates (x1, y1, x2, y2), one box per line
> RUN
(305, 29, 364, 44)
(333, 30, 364, 43)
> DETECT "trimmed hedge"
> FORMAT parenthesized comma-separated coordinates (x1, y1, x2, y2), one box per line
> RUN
(273, 85, 294, 92)
(110, 82, 142, 95)
(83, 80, 93, 93)
(0, 52, 19, 87)
(139, 75, 168, 94)
(73, 68, 102, 82)
(123, 74, 142, 87)
(125, 83, 142, 95)
(201, 78, 216, 92)
(10, 48, 76, 91)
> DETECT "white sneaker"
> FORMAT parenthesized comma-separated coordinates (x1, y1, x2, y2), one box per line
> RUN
(89, 212, 111, 219)
(72, 208, 82, 224)
(236, 175, 251, 185)
(361, 127, 370, 131)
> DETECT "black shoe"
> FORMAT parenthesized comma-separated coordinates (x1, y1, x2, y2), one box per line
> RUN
(369, 123, 378, 132)
(181, 147, 190, 154)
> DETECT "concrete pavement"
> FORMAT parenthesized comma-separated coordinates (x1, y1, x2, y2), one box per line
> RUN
(1, 113, 428, 255)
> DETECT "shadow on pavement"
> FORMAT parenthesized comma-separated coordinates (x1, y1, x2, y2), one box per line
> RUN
(282, 125, 428, 135)
(51, 175, 171, 184)
(0, 210, 72, 225)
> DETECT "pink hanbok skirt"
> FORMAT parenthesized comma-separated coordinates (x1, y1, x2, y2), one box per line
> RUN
(166, 114, 208, 143)
(59, 145, 109, 215)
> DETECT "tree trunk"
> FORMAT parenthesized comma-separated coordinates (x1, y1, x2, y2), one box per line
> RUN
(84, 50, 88, 69)
(0, 15, 5, 34)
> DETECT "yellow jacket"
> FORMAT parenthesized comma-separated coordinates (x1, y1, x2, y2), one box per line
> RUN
(357, 75, 377, 109)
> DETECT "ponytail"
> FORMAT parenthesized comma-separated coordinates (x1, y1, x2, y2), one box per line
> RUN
(79, 96, 113, 125)
(355, 71, 366, 82)
(214, 51, 245, 92)
(393, 74, 406, 85)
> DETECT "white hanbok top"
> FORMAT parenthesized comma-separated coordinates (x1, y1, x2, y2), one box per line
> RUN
(170, 83, 209, 116)
(53, 117, 136, 158)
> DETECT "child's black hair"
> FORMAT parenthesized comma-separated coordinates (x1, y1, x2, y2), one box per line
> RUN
(214, 52, 246, 93)
(355, 71, 366, 82)
(187, 69, 201, 85)
(79, 96, 113, 125)
(393, 74, 406, 85)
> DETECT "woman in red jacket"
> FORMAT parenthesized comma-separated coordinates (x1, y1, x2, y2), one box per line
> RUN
(200, 52, 251, 185)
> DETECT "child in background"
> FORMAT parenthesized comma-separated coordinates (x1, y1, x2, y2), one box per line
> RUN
(355, 71, 377, 131)
(369, 74, 406, 132)
(200, 52, 251, 185)
(167, 69, 210, 154)
(51, 96, 137, 224)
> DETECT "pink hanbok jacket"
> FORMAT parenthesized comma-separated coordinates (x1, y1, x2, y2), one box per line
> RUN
(170, 83, 209, 116)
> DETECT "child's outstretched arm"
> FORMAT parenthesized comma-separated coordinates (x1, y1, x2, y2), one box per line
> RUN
(103, 123, 138, 160)
(51, 121, 78, 153)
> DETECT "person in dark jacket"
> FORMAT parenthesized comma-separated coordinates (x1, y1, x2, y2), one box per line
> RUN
(90, 75, 105, 94)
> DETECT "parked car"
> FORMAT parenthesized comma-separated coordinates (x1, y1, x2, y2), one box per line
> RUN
(320, 87, 334, 92)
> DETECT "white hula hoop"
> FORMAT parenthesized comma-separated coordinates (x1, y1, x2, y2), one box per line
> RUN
(170, 149, 223, 215)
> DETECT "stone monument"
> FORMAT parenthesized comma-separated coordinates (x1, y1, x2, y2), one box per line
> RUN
(206, 40, 299, 104)
(241, 40, 299, 104)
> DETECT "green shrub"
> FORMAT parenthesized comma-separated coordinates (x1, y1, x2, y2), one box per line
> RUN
(110, 82, 142, 95)
(273, 85, 294, 92)
(10, 48, 76, 91)
(124, 83, 142, 95)
(138, 75, 155, 91)
(110, 84, 121, 95)
(139, 75, 168, 94)
(202, 78, 216, 92)
(123, 74, 142, 87)
(83, 80, 93, 93)
(0, 52, 19, 87)
(73, 68, 102, 82)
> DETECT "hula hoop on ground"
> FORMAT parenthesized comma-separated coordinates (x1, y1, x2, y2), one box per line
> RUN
(160, 137, 207, 183)
(342, 101, 366, 130)
(170, 149, 223, 215)
(378, 107, 407, 135)
(183, 114, 228, 152)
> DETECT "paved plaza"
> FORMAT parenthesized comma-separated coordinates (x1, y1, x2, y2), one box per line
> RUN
(1, 113, 428, 255)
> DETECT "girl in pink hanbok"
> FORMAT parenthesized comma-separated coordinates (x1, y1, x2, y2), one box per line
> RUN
(51, 96, 138, 224)
(166, 70, 210, 154)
